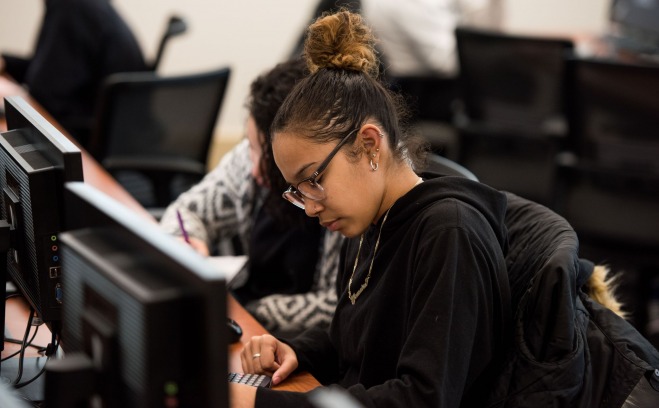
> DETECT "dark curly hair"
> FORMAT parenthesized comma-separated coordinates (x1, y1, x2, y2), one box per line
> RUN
(245, 58, 309, 216)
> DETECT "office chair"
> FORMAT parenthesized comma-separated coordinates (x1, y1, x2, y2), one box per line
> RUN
(150, 15, 188, 71)
(553, 57, 659, 326)
(90, 67, 231, 218)
(453, 27, 574, 205)
(390, 76, 460, 159)
(419, 152, 479, 181)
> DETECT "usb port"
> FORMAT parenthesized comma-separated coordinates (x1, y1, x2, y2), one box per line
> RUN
(49, 266, 61, 278)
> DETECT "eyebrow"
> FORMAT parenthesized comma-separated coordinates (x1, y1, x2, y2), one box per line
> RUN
(291, 162, 317, 184)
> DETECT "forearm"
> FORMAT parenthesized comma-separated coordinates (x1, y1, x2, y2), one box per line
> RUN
(245, 289, 336, 335)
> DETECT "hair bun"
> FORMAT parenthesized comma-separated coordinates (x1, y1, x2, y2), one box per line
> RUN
(304, 10, 379, 78)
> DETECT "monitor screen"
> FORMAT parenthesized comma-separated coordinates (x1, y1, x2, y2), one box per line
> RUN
(51, 181, 228, 407)
(0, 96, 84, 327)
(610, 0, 659, 54)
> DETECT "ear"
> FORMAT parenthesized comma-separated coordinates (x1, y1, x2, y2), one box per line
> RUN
(357, 124, 383, 157)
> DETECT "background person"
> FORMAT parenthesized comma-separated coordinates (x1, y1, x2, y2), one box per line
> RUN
(0, 0, 146, 147)
(159, 58, 343, 338)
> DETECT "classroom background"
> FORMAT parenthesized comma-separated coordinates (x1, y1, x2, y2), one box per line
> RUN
(0, 0, 610, 165)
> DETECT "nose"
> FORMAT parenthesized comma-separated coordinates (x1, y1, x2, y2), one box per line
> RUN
(304, 200, 322, 217)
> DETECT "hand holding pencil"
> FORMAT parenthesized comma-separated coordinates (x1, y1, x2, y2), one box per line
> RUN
(175, 210, 210, 256)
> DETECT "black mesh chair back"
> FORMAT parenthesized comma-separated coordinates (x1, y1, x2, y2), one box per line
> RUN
(455, 27, 574, 134)
(454, 27, 574, 205)
(568, 57, 659, 173)
(91, 67, 231, 215)
(555, 58, 659, 269)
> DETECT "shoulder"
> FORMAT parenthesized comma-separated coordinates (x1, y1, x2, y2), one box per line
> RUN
(418, 196, 487, 230)
(215, 139, 251, 174)
(411, 177, 507, 233)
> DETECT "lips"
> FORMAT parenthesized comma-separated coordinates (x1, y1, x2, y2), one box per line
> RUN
(321, 219, 340, 232)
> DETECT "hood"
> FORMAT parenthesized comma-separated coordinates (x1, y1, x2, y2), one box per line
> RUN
(382, 174, 508, 254)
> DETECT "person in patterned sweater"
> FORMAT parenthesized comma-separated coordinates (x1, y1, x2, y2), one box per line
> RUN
(160, 59, 343, 337)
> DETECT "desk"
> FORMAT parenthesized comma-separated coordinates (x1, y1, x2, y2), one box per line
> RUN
(1, 90, 320, 393)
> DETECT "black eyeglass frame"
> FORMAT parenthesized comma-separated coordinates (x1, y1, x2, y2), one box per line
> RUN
(282, 128, 359, 209)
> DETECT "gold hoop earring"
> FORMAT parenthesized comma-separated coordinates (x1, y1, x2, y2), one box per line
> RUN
(370, 159, 378, 171)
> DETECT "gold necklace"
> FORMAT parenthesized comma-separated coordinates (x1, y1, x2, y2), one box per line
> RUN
(348, 208, 391, 305)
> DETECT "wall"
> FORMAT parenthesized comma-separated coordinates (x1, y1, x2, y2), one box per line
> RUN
(0, 0, 610, 163)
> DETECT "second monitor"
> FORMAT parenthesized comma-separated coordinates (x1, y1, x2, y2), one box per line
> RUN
(48, 182, 229, 407)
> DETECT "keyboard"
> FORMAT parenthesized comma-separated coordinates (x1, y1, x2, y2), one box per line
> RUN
(228, 372, 272, 388)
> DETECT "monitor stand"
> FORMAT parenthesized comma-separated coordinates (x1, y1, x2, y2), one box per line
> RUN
(1, 219, 46, 403)
(1, 219, 9, 356)
(0, 356, 47, 402)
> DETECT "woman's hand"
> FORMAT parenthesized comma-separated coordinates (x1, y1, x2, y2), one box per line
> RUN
(240, 334, 298, 386)
(229, 382, 256, 408)
(177, 235, 210, 257)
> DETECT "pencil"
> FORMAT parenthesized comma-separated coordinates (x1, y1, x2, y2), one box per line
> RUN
(176, 210, 191, 244)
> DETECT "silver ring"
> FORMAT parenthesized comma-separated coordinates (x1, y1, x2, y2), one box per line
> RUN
(252, 353, 261, 359)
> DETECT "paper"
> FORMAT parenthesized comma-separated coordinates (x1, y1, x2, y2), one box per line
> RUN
(206, 255, 248, 287)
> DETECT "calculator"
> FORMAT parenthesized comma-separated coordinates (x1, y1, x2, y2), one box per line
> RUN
(228, 372, 272, 388)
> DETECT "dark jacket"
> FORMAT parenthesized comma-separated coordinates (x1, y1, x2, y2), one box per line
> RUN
(485, 193, 659, 407)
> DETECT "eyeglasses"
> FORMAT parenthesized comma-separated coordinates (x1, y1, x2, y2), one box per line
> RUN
(282, 128, 358, 209)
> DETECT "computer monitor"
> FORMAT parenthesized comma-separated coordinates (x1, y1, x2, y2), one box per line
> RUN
(47, 181, 228, 407)
(609, 0, 659, 55)
(1, 96, 83, 384)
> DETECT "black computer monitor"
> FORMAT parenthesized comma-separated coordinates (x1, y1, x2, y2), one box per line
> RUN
(47, 181, 228, 407)
(0, 96, 84, 323)
(610, 0, 659, 55)
(0, 96, 84, 388)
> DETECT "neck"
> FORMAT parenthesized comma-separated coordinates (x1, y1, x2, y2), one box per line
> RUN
(373, 164, 420, 224)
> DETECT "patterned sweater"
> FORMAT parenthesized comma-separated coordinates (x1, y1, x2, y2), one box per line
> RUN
(160, 139, 343, 335)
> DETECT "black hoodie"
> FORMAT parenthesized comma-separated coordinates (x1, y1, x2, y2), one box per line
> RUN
(256, 174, 511, 408)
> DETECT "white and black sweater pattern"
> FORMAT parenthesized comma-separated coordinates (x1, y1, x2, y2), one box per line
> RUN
(160, 139, 343, 335)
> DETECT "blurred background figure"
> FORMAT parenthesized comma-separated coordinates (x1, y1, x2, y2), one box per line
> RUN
(362, 0, 503, 77)
(361, 0, 504, 158)
(0, 0, 147, 148)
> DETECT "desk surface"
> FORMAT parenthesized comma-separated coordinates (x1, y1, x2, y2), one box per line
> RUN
(1, 91, 320, 393)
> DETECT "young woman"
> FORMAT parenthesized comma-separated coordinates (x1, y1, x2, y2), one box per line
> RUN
(160, 59, 343, 337)
(230, 10, 511, 408)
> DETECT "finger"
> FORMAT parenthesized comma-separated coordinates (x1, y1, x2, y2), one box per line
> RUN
(242, 336, 268, 373)
(251, 339, 279, 375)
(240, 338, 258, 373)
(272, 357, 297, 386)
(240, 347, 249, 373)
(252, 351, 281, 376)
(187, 237, 210, 256)
(240, 337, 254, 373)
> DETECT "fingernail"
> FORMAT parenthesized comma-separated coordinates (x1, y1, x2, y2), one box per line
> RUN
(273, 376, 280, 385)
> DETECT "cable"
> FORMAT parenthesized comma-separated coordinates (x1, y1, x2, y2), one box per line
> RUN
(15, 329, 61, 390)
(11, 306, 35, 385)
(1, 325, 41, 362)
